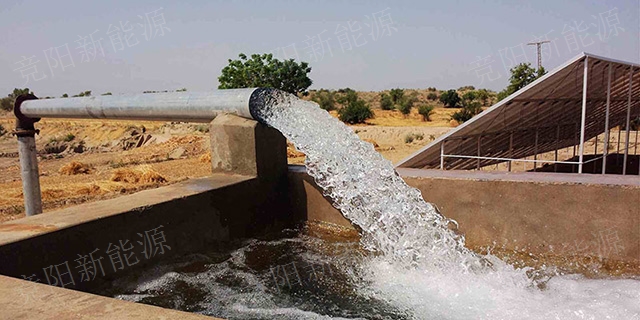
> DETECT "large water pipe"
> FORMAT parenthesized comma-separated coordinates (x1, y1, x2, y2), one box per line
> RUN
(14, 88, 280, 216)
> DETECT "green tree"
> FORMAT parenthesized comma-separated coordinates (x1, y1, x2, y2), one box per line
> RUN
(497, 63, 546, 101)
(397, 96, 415, 115)
(439, 89, 461, 108)
(62, 93, 68, 98)
(389, 88, 404, 104)
(101, 92, 112, 96)
(379, 93, 394, 110)
(427, 92, 438, 101)
(452, 91, 483, 123)
(338, 92, 373, 124)
(218, 53, 312, 96)
(418, 104, 435, 121)
(311, 89, 337, 111)
(0, 88, 33, 111)
(475, 89, 491, 106)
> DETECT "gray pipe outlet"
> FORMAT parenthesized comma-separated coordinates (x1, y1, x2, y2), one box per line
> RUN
(18, 88, 279, 123)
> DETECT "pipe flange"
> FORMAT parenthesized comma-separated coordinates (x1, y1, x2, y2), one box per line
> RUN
(14, 94, 40, 137)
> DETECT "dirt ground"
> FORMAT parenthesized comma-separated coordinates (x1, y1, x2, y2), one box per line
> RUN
(0, 108, 456, 222)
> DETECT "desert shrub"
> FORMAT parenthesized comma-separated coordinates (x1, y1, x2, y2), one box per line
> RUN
(404, 133, 424, 143)
(418, 105, 435, 121)
(338, 96, 373, 124)
(389, 88, 404, 104)
(404, 134, 414, 143)
(427, 87, 437, 91)
(63, 133, 75, 142)
(451, 104, 482, 124)
(427, 92, 438, 100)
(379, 93, 394, 110)
(440, 89, 461, 108)
(0, 98, 12, 111)
(0, 124, 6, 137)
(397, 96, 416, 115)
(458, 85, 475, 91)
(312, 89, 337, 111)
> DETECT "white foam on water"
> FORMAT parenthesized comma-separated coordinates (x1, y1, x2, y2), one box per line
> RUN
(254, 92, 640, 320)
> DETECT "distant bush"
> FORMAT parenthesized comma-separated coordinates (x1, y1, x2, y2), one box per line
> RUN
(427, 87, 437, 92)
(397, 97, 415, 115)
(404, 134, 414, 144)
(312, 89, 337, 111)
(440, 89, 461, 108)
(338, 92, 373, 124)
(458, 85, 475, 91)
(379, 93, 394, 110)
(389, 88, 404, 104)
(418, 105, 435, 121)
(404, 132, 424, 143)
(427, 92, 438, 100)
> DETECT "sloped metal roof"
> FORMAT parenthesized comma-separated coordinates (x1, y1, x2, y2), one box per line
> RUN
(396, 52, 640, 170)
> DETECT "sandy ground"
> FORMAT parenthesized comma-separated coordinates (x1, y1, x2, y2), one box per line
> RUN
(0, 109, 456, 222)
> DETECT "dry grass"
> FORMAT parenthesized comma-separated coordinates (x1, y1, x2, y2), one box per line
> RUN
(59, 161, 92, 175)
(110, 165, 167, 184)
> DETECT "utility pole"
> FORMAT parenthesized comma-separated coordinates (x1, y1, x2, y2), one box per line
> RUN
(527, 41, 550, 70)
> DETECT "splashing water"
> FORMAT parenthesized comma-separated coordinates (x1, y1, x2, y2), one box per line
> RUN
(252, 91, 640, 319)
(254, 91, 482, 272)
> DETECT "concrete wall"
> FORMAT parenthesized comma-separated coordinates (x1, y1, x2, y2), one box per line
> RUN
(287, 166, 640, 271)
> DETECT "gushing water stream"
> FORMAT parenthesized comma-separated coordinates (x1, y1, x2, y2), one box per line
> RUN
(250, 91, 640, 319)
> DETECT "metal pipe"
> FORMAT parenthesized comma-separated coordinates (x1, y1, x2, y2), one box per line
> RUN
(623, 66, 634, 175)
(578, 56, 589, 174)
(602, 63, 612, 174)
(19, 88, 277, 123)
(14, 88, 282, 216)
(533, 128, 539, 171)
(508, 133, 513, 172)
(14, 94, 43, 216)
(440, 141, 445, 170)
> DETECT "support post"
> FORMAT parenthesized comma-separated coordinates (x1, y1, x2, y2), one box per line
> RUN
(209, 114, 287, 182)
(14, 95, 43, 216)
(623, 66, 634, 175)
(554, 124, 560, 172)
(602, 63, 612, 174)
(476, 135, 481, 170)
(440, 140, 445, 170)
(534, 128, 539, 171)
(578, 56, 589, 174)
(508, 133, 513, 172)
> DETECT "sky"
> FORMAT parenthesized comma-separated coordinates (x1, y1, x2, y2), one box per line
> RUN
(1, 0, 638, 97)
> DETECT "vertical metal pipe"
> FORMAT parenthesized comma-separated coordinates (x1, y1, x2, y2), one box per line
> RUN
(603, 63, 612, 174)
(17, 136, 42, 216)
(534, 128, 539, 171)
(508, 133, 513, 172)
(616, 129, 621, 165)
(573, 123, 578, 173)
(476, 135, 481, 170)
(554, 124, 560, 172)
(440, 140, 445, 170)
(578, 56, 589, 174)
(14, 94, 43, 216)
(623, 66, 634, 175)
